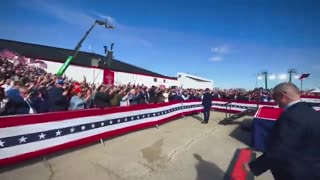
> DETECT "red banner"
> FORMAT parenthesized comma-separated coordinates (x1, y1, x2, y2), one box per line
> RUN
(103, 69, 114, 85)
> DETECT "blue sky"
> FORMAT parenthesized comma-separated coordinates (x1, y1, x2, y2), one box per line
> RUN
(0, 0, 320, 89)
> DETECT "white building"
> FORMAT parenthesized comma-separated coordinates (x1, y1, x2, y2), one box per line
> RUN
(177, 72, 214, 89)
(44, 60, 178, 87)
(112, 71, 178, 87)
(43, 60, 104, 85)
(0, 39, 214, 89)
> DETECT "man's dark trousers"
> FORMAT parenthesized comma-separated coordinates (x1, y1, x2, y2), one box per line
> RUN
(203, 106, 211, 123)
(202, 91, 213, 124)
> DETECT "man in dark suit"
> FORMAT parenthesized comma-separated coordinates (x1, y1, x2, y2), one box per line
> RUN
(201, 88, 213, 124)
(244, 82, 320, 180)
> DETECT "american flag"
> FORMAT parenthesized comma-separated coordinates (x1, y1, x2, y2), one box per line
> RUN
(36, 60, 47, 69)
(0, 49, 28, 65)
(34, 59, 48, 69)
(0, 101, 203, 166)
(26, 58, 48, 69)
(299, 73, 310, 80)
(0, 49, 18, 60)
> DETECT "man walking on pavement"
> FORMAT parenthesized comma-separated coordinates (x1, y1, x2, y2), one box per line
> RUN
(201, 88, 213, 124)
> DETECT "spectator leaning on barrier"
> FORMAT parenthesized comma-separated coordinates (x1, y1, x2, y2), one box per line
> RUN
(128, 89, 139, 105)
(85, 88, 95, 108)
(119, 87, 130, 106)
(69, 87, 91, 110)
(137, 87, 147, 104)
(94, 85, 111, 108)
(163, 89, 169, 102)
(110, 87, 122, 107)
(47, 79, 69, 112)
(36, 86, 49, 113)
(1, 84, 35, 115)
(20, 86, 37, 114)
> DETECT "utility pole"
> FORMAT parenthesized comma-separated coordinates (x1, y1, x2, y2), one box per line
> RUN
(288, 68, 297, 83)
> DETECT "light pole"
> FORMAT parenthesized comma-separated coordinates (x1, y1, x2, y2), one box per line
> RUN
(288, 68, 297, 83)
(56, 19, 115, 76)
(261, 71, 268, 90)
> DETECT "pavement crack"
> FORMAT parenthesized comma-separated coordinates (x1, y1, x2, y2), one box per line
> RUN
(90, 161, 126, 180)
(167, 126, 220, 161)
(43, 159, 55, 180)
(138, 161, 156, 171)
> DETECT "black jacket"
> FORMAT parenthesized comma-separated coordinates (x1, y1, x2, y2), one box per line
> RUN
(202, 92, 213, 109)
(1, 98, 30, 116)
(47, 87, 69, 112)
(249, 102, 320, 180)
(94, 92, 111, 108)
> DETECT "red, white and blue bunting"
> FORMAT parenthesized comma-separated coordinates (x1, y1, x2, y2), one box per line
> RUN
(211, 97, 320, 113)
(0, 101, 202, 166)
(0, 96, 319, 166)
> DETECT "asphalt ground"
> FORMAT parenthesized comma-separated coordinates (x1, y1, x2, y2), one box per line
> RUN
(0, 111, 273, 180)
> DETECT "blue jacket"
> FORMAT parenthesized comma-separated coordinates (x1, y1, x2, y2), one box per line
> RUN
(47, 87, 69, 112)
(29, 97, 49, 113)
(69, 95, 86, 110)
(1, 90, 31, 116)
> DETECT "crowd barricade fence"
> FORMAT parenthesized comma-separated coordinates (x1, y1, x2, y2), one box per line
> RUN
(1, 95, 319, 166)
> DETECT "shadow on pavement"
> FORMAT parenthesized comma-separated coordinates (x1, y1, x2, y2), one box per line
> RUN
(229, 118, 253, 147)
(191, 115, 203, 123)
(194, 153, 225, 180)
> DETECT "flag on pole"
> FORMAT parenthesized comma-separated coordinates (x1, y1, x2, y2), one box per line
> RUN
(0, 49, 17, 60)
(35, 59, 48, 69)
(299, 73, 310, 80)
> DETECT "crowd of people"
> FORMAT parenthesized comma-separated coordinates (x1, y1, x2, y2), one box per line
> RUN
(0, 57, 319, 116)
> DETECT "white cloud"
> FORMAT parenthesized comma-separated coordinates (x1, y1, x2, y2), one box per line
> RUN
(17, 0, 153, 48)
(19, 0, 94, 26)
(278, 74, 288, 80)
(294, 75, 300, 79)
(102, 16, 115, 24)
(93, 12, 116, 24)
(269, 74, 276, 80)
(211, 45, 230, 53)
(208, 56, 223, 62)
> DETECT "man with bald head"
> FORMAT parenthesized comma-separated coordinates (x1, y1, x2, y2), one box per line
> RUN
(271, 82, 301, 109)
(244, 82, 320, 180)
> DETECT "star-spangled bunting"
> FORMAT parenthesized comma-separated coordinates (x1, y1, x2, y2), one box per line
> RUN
(0, 105, 201, 149)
